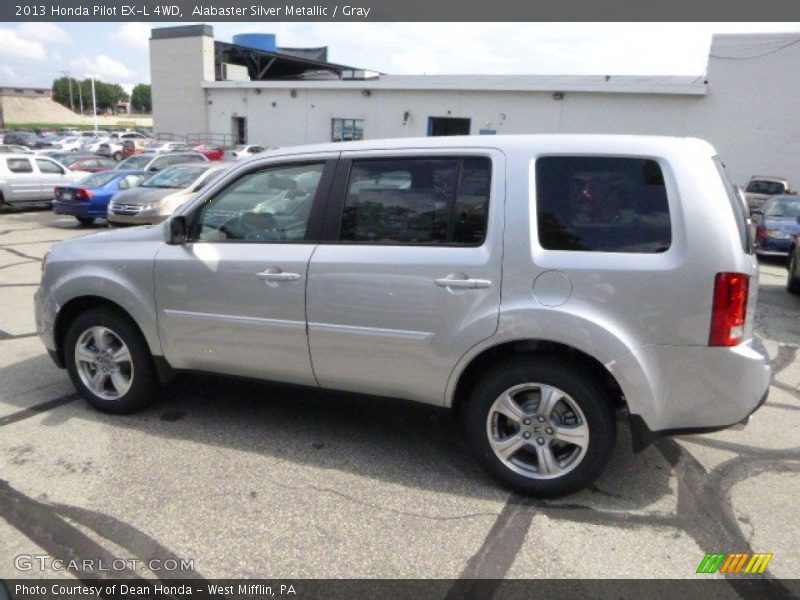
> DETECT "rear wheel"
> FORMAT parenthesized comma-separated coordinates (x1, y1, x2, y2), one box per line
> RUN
(462, 357, 616, 497)
(112, 151, 122, 161)
(788, 249, 800, 294)
(76, 217, 95, 226)
(64, 307, 160, 414)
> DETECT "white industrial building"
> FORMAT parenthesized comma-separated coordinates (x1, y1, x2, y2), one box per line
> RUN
(150, 25, 799, 185)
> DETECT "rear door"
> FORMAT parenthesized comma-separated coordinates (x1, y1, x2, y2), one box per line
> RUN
(154, 154, 336, 385)
(306, 149, 504, 404)
(35, 157, 72, 201)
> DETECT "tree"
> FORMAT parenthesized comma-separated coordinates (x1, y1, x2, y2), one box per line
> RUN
(51, 77, 129, 113)
(131, 84, 152, 113)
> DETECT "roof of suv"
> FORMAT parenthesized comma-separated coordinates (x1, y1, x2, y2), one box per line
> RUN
(249, 134, 717, 159)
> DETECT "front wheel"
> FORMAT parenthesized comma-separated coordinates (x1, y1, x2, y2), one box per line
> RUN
(112, 151, 122, 161)
(64, 307, 160, 413)
(462, 357, 616, 497)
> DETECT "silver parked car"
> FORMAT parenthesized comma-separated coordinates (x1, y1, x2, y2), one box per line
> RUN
(107, 162, 231, 225)
(35, 135, 770, 496)
(114, 152, 209, 173)
(0, 154, 89, 207)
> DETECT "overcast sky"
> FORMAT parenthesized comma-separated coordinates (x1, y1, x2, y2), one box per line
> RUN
(1, 22, 799, 92)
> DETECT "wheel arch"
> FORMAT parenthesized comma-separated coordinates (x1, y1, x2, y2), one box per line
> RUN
(54, 295, 151, 366)
(449, 339, 627, 418)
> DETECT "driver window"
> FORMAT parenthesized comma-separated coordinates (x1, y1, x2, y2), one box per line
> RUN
(195, 162, 325, 242)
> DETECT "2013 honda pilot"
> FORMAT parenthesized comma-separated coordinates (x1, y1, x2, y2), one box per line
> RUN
(35, 135, 770, 496)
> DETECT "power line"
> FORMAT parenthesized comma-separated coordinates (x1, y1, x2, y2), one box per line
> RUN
(710, 37, 800, 60)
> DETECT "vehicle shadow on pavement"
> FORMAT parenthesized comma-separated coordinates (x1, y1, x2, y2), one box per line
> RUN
(1, 355, 674, 509)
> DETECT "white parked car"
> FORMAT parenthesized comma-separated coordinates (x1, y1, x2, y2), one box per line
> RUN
(145, 141, 190, 153)
(224, 144, 268, 160)
(0, 154, 89, 207)
(97, 141, 125, 161)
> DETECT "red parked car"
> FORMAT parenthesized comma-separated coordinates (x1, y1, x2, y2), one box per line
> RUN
(189, 143, 225, 161)
(64, 156, 118, 173)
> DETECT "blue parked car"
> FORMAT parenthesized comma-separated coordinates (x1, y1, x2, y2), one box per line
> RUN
(53, 170, 149, 226)
(754, 194, 800, 257)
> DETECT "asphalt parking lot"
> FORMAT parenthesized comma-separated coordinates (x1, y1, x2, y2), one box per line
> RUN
(0, 209, 799, 589)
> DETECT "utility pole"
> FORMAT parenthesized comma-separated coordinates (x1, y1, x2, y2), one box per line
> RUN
(61, 71, 74, 112)
(78, 80, 84, 115)
(89, 75, 98, 133)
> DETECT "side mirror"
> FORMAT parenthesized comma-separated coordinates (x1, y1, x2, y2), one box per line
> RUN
(167, 215, 187, 245)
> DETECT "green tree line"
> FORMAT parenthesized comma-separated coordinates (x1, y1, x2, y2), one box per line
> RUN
(52, 77, 151, 113)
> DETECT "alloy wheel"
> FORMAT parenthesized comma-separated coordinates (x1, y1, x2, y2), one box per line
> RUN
(486, 383, 590, 479)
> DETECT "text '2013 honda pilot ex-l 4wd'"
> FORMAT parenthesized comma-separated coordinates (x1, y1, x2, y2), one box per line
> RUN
(35, 135, 770, 496)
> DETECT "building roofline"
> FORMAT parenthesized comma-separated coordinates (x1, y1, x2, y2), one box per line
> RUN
(203, 75, 707, 96)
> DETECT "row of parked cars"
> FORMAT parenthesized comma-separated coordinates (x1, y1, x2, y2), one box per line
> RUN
(0, 147, 236, 226)
(1, 128, 273, 225)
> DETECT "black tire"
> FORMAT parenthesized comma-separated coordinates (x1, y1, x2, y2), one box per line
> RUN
(462, 356, 616, 497)
(113, 151, 122, 161)
(788, 250, 800, 295)
(64, 307, 160, 414)
(76, 217, 95, 226)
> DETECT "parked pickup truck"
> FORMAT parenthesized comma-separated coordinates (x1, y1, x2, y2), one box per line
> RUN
(743, 175, 791, 212)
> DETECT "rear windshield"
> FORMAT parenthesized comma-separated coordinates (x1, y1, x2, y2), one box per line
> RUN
(536, 156, 671, 253)
(714, 157, 753, 254)
(745, 180, 786, 195)
(117, 155, 151, 169)
(82, 172, 119, 187)
(764, 196, 800, 218)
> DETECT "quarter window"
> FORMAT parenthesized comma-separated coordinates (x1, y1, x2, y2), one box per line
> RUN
(331, 119, 364, 142)
(338, 157, 491, 245)
(195, 163, 325, 243)
(536, 156, 671, 253)
(7, 158, 33, 173)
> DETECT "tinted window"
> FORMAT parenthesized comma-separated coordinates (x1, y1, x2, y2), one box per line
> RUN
(745, 180, 785, 195)
(6, 158, 33, 173)
(536, 156, 671, 253)
(196, 163, 325, 242)
(339, 157, 491, 245)
(142, 165, 208, 189)
(36, 159, 65, 175)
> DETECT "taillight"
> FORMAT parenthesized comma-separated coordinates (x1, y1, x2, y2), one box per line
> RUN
(709, 273, 749, 347)
(755, 225, 766, 244)
(77, 188, 93, 200)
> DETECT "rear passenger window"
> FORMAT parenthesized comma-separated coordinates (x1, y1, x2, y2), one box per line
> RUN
(339, 157, 491, 245)
(7, 158, 33, 173)
(536, 156, 671, 253)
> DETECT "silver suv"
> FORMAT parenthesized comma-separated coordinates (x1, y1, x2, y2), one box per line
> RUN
(35, 135, 770, 496)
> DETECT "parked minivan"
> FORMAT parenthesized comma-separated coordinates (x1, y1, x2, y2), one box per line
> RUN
(35, 135, 770, 496)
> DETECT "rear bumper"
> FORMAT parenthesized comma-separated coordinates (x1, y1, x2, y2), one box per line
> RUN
(756, 238, 793, 255)
(628, 336, 771, 449)
(52, 201, 107, 219)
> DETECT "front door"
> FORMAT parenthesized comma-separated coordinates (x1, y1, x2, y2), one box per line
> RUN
(306, 150, 504, 404)
(4, 157, 39, 202)
(155, 157, 335, 385)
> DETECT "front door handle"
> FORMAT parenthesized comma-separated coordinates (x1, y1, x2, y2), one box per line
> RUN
(256, 267, 301, 282)
(435, 276, 492, 289)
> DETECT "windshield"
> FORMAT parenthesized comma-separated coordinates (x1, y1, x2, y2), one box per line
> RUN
(81, 172, 119, 187)
(746, 180, 786, 195)
(231, 145, 247, 152)
(141, 165, 208, 189)
(116, 155, 152, 170)
(765, 197, 800, 218)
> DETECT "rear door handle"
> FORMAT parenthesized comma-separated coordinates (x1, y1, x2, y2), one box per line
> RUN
(256, 268, 301, 282)
(435, 277, 492, 289)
